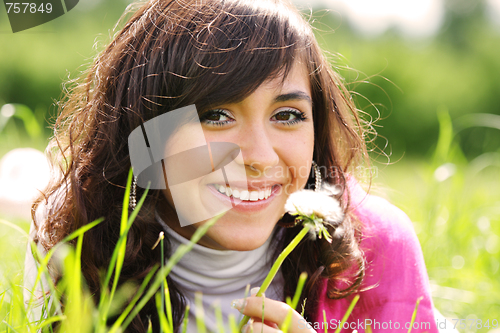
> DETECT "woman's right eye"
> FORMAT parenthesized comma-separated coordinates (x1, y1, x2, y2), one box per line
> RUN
(199, 109, 234, 126)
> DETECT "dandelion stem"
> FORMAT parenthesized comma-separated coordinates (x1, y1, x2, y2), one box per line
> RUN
(238, 225, 310, 330)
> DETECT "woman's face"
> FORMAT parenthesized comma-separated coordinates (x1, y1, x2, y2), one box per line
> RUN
(159, 60, 315, 251)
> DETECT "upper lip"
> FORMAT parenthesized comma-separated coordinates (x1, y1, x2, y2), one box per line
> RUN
(210, 181, 282, 190)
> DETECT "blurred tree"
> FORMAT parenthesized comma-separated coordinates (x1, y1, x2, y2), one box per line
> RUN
(309, 0, 500, 158)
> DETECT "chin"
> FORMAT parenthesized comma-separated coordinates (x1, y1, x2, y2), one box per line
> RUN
(207, 221, 277, 251)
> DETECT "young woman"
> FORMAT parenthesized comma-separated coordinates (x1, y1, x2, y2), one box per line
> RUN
(27, 0, 443, 332)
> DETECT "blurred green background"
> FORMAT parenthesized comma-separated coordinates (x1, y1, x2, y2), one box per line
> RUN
(0, 0, 499, 331)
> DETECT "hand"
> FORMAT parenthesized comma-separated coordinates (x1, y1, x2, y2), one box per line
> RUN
(232, 291, 317, 333)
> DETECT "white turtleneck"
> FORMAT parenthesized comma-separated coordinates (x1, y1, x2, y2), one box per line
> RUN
(156, 214, 285, 333)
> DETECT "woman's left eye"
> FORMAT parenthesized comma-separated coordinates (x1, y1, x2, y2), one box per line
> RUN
(271, 109, 307, 125)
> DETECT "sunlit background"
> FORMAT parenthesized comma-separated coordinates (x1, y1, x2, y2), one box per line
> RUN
(1, 0, 499, 330)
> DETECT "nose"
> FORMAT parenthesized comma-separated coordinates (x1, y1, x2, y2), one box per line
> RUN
(233, 123, 279, 174)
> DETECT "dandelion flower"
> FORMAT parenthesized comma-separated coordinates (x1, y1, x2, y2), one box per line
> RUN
(284, 186, 344, 243)
(285, 188, 344, 224)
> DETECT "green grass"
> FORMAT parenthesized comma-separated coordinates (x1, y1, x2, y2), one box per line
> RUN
(375, 158, 500, 326)
(373, 113, 500, 325)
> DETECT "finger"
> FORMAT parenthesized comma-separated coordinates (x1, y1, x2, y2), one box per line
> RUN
(252, 317, 280, 329)
(234, 296, 308, 331)
(235, 296, 290, 325)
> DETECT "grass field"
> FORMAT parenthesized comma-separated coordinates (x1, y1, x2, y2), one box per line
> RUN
(377, 158, 500, 328)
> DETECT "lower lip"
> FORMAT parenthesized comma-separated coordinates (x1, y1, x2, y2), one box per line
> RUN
(207, 185, 281, 213)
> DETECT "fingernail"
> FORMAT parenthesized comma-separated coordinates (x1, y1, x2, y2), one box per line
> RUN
(250, 287, 265, 297)
(250, 287, 260, 295)
(231, 298, 245, 310)
(242, 318, 254, 333)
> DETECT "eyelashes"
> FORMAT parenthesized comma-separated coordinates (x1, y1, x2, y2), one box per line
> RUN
(199, 109, 234, 126)
(271, 109, 307, 125)
(199, 108, 308, 127)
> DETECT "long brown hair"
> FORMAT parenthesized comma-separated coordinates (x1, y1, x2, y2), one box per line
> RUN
(33, 0, 368, 331)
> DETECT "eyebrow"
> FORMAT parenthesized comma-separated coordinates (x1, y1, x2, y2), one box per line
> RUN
(273, 91, 312, 106)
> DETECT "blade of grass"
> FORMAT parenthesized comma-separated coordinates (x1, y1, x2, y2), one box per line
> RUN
(147, 318, 153, 333)
(300, 298, 307, 317)
(105, 169, 133, 303)
(181, 304, 190, 333)
(195, 292, 206, 333)
(0, 291, 5, 317)
(34, 315, 66, 330)
(228, 314, 238, 333)
(406, 296, 423, 333)
(155, 292, 171, 333)
(291, 272, 307, 310)
(214, 301, 226, 333)
(58, 232, 89, 333)
(8, 290, 14, 333)
(261, 296, 265, 331)
(29, 254, 63, 325)
(323, 309, 328, 333)
(237, 284, 250, 323)
(333, 295, 359, 333)
(163, 270, 173, 333)
(30, 218, 103, 312)
(111, 213, 222, 332)
(107, 264, 159, 332)
(281, 272, 307, 333)
(98, 171, 150, 327)
(0, 219, 29, 240)
(24, 217, 100, 331)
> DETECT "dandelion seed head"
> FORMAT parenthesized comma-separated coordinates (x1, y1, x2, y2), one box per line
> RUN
(284, 188, 344, 225)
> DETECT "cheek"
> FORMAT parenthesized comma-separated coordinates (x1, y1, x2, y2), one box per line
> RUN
(164, 124, 207, 156)
(283, 131, 314, 189)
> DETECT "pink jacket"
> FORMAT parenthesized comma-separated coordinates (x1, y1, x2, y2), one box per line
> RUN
(312, 181, 439, 332)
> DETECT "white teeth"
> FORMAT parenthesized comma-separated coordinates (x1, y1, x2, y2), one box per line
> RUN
(240, 190, 249, 200)
(213, 185, 276, 201)
(249, 191, 259, 201)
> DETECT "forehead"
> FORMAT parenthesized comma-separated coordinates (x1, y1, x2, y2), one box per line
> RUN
(260, 60, 311, 95)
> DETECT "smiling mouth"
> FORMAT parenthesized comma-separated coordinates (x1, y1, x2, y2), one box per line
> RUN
(211, 184, 276, 201)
